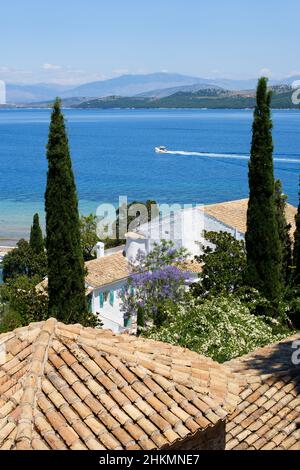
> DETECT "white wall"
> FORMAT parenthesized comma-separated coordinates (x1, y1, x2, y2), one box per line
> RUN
(202, 214, 245, 245)
(99, 210, 245, 335)
(91, 279, 127, 333)
(125, 238, 148, 263)
(125, 207, 245, 260)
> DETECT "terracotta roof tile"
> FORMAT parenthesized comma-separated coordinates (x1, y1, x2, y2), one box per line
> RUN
(85, 252, 130, 288)
(1, 319, 297, 451)
(225, 334, 300, 450)
(36, 252, 130, 295)
(203, 198, 297, 237)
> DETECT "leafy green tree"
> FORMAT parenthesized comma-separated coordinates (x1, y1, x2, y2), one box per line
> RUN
(80, 214, 99, 261)
(2, 240, 32, 282)
(45, 98, 87, 324)
(192, 231, 246, 299)
(274, 180, 292, 283)
(8, 275, 49, 324)
(0, 305, 23, 333)
(2, 232, 47, 284)
(245, 78, 282, 302)
(29, 213, 44, 255)
(0, 276, 48, 333)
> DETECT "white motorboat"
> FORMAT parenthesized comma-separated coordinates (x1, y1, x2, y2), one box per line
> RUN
(155, 146, 168, 154)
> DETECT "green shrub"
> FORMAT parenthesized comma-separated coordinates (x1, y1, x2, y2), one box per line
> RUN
(0, 308, 23, 334)
(145, 296, 289, 363)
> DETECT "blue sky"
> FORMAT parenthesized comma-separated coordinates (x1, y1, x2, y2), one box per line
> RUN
(0, 0, 299, 84)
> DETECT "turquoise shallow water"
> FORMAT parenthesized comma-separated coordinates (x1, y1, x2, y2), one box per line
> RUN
(0, 108, 299, 243)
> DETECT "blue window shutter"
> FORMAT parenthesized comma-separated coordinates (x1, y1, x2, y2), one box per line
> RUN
(99, 292, 104, 309)
(109, 291, 114, 306)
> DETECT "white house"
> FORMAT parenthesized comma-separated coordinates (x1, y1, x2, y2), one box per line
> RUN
(92, 197, 297, 333)
(126, 198, 297, 258)
(85, 250, 130, 333)
(84, 243, 201, 333)
(37, 199, 297, 334)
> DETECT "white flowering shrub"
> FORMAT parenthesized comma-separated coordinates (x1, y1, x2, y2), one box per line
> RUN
(145, 296, 288, 362)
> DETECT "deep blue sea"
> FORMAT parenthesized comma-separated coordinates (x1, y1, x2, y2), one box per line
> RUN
(0, 108, 299, 244)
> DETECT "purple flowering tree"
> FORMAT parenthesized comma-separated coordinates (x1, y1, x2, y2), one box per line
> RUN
(122, 240, 190, 328)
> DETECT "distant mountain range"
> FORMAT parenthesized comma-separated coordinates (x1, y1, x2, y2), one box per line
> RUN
(4, 72, 300, 104)
(71, 85, 299, 110)
(60, 73, 206, 100)
(136, 83, 223, 98)
(5, 85, 298, 110)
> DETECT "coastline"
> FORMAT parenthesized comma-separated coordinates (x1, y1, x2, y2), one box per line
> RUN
(0, 245, 14, 256)
(0, 243, 16, 258)
(2, 106, 300, 111)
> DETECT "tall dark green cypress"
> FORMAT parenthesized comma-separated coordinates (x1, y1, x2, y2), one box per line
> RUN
(293, 177, 300, 284)
(245, 78, 282, 301)
(29, 213, 44, 255)
(45, 98, 86, 323)
(274, 180, 292, 284)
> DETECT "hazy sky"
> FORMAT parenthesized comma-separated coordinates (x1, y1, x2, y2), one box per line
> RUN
(0, 0, 299, 84)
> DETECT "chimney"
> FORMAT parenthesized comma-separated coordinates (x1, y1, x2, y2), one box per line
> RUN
(96, 242, 105, 258)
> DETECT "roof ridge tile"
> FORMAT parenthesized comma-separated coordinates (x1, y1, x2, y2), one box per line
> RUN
(14, 318, 57, 450)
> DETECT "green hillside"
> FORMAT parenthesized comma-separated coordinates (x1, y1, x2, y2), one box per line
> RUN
(75, 87, 299, 109)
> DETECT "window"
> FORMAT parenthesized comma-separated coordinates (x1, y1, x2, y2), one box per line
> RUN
(109, 290, 114, 306)
(99, 292, 104, 309)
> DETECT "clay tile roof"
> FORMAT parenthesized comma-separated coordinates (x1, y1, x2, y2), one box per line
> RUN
(203, 199, 297, 237)
(225, 334, 300, 451)
(0, 319, 239, 451)
(36, 253, 130, 293)
(85, 252, 130, 288)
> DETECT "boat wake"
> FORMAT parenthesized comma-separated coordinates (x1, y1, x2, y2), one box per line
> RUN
(163, 150, 300, 164)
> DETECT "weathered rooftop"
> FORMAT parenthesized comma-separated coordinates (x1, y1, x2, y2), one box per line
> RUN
(85, 252, 130, 288)
(203, 198, 297, 236)
(0, 319, 239, 450)
(225, 334, 300, 450)
(0, 320, 299, 451)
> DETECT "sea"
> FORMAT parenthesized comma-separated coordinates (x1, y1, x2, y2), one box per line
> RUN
(0, 108, 299, 245)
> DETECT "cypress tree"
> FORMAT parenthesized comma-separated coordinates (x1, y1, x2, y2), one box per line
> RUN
(29, 213, 44, 255)
(45, 98, 87, 323)
(274, 180, 292, 284)
(245, 78, 282, 301)
(293, 177, 300, 284)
